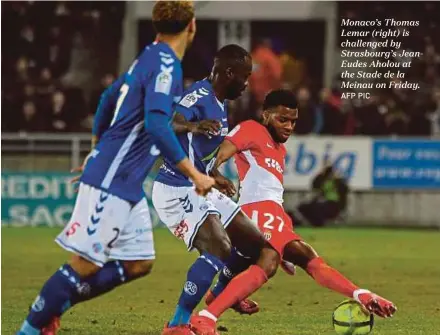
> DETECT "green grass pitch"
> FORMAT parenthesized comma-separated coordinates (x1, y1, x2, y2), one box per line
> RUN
(2, 227, 440, 334)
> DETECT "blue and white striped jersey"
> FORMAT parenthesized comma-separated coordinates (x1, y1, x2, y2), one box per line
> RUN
(156, 79, 229, 187)
(81, 42, 183, 203)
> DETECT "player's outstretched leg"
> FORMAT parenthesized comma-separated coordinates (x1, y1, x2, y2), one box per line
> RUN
(282, 240, 397, 318)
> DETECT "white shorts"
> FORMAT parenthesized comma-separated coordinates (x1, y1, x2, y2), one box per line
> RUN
(152, 182, 240, 250)
(55, 183, 155, 267)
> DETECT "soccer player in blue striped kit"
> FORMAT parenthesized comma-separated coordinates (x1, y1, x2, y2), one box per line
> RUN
(17, 2, 216, 334)
(153, 44, 267, 335)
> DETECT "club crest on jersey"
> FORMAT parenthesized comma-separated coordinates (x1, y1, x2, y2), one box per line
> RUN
(263, 231, 272, 241)
(199, 203, 209, 211)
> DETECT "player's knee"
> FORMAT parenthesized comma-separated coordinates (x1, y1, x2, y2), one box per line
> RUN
(69, 254, 101, 278)
(284, 240, 319, 270)
(212, 235, 232, 261)
(123, 260, 154, 278)
(195, 216, 232, 261)
(265, 260, 279, 279)
(257, 247, 280, 279)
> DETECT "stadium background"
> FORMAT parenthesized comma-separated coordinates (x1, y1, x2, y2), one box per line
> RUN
(2, 1, 439, 228)
(2, 2, 440, 335)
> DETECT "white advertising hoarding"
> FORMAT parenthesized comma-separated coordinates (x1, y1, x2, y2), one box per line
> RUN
(283, 137, 372, 190)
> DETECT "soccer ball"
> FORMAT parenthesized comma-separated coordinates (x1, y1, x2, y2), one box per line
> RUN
(332, 300, 374, 335)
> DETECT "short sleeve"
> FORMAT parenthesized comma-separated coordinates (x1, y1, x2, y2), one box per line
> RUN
(226, 120, 256, 151)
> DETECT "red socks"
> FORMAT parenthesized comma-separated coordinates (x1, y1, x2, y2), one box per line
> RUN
(203, 258, 358, 320)
(206, 265, 268, 318)
(306, 257, 359, 298)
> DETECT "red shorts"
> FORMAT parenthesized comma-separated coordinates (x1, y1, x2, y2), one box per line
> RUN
(241, 201, 302, 257)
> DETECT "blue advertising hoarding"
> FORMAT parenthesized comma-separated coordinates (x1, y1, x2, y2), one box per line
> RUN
(1, 172, 163, 227)
(2, 138, 439, 226)
(372, 140, 440, 189)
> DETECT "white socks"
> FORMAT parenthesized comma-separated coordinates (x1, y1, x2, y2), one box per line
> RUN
(353, 289, 371, 303)
(199, 310, 218, 322)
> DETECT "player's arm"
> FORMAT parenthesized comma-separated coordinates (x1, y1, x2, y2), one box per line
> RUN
(91, 75, 125, 148)
(214, 122, 252, 170)
(172, 110, 221, 137)
(211, 122, 254, 195)
(213, 139, 239, 170)
(146, 110, 214, 195)
(209, 140, 240, 197)
(143, 68, 214, 195)
(172, 112, 196, 133)
(70, 76, 125, 187)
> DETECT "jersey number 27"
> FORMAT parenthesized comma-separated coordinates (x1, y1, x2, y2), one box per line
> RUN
(251, 211, 285, 232)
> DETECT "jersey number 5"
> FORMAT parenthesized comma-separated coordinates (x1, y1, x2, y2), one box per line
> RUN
(110, 84, 129, 126)
(251, 211, 285, 232)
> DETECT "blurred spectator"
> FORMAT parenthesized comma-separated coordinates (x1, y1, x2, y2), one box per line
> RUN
(1, 1, 438, 138)
(89, 73, 115, 115)
(2, 1, 125, 133)
(319, 88, 345, 135)
(428, 88, 440, 136)
(354, 96, 387, 135)
(249, 39, 282, 105)
(18, 25, 37, 62)
(15, 57, 32, 85)
(36, 67, 56, 97)
(292, 161, 349, 227)
(81, 73, 116, 131)
(46, 26, 71, 78)
(18, 101, 44, 133)
(383, 98, 409, 136)
(23, 84, 37, 102)
(47, 90, 72, 132)
(294, 87, 316, 134)
(61, 32, 95, 93)
(279, 51, 305, 92)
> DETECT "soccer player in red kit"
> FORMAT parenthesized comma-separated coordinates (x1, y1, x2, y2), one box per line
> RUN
(190, 89, 397, 335)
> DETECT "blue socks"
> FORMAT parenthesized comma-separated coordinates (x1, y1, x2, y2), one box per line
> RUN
(18, 264, 80, 334)
(18, 261, 134, 334)
(71, 260, 129, 305)
(212, 248, 254, 297)
(169, 253, 224, 326)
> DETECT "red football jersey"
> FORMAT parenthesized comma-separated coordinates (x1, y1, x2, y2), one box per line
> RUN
(226, 120, 286, 206)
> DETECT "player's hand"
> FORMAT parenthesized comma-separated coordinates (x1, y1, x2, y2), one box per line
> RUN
(70, 153, 92, 192)
(193, 173, 216, 196)
(192, 120, 222, 138)
(214, 174, 236, 197)
(355, 290, 397, 318)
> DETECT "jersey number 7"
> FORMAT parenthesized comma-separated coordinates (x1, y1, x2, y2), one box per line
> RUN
(110, 83, 129, 126)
